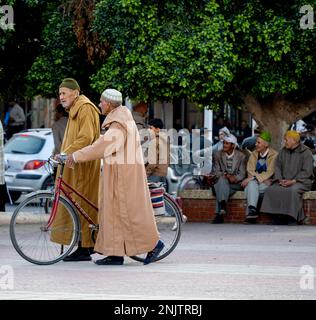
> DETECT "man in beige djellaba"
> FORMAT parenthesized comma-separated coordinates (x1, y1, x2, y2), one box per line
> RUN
(65, 89, 165, 265)
(51, 78, 101, 262)
(260, 130, 313, 225)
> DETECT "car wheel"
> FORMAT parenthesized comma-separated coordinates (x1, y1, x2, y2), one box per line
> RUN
(41, 176, 55, 191)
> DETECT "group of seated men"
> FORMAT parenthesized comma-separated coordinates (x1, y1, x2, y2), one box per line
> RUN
(210, 130, 314, 225)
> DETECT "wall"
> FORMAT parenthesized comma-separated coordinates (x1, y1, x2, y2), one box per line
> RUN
(179, 190, 316, 225)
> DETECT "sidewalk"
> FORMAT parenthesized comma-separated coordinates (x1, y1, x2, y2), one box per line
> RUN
(1, 223, 316, 299)
(0, 211, 11, 225)
(0, 211, 43, 225)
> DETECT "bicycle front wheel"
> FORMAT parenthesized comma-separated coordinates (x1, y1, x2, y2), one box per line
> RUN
(10, 191, 80, 265)
(130, 194, 182, 263)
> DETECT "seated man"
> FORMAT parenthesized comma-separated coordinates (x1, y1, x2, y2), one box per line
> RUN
(212, 134, 246, 223)
(241, 131, 278, 224)
(261, 130, 313, 225)
(212, 126, 230, 154)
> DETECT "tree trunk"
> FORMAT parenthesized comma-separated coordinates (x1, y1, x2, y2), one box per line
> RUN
(244, 95, 316, 150)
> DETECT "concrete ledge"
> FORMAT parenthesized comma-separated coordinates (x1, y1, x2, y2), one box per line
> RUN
(179, 190, 316, 224)
(302, 191, 316, 200)
(179, 190, 316, 200)
(0, 212, 11, 225)
(0, 212, 46, 226)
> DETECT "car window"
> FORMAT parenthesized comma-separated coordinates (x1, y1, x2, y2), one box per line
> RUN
(4, 135, 45, 154)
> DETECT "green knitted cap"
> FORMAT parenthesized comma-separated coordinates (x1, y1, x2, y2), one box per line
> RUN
(259, 131, 271, 143)
(59, 78, 80, 91)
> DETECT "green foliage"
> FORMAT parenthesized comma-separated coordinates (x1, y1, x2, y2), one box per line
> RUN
(0, 0, 97, 100)
(91, 0, 236, 107)
(26, 8, 91, 98)
(0, 0, 47, 100)
(226, 0, 316, 100)
(2, 0, 316, 108)
(91, 0, 316, 107)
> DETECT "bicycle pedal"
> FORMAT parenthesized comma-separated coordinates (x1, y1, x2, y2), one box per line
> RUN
(89, 224, 99, 230)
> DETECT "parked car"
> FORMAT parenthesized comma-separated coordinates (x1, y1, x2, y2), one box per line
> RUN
(4, 129, 54, 202)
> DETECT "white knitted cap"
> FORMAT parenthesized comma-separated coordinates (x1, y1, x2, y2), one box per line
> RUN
(102, 89, 122, 104)
(224, 134, 238, 145)
(219, 126, 230, 136)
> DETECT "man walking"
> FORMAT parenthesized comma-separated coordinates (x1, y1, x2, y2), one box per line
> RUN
(66, 89, 164, 265)
(51, 78, 101, 261)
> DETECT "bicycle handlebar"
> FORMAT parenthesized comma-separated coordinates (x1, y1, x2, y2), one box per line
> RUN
(49, 154, 68, 166)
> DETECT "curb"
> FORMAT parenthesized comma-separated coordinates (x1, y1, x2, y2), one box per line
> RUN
(0, 212, 44, 226)
(0, 212, 11, 226)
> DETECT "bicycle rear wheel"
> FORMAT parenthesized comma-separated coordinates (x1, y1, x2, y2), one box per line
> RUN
(10, 191, 80, 265)
(130, 194, 182, 263)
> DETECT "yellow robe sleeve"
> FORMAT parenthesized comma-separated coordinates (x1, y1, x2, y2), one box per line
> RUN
(63, 105, 99, 154)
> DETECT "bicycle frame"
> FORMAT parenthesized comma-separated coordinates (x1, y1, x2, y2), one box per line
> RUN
(46, 164, 98, 228)
(46, 160, 183, 228)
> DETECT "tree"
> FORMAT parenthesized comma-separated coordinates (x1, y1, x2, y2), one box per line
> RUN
(226, 0, 316, 148)
(0, 0, 99, 103)
(26, 5, 94, 98)
(91, 0, 236, 104)
(0, 0, 46, 101)
(2, 0, 316, 147)
(90, 0, 316, 148)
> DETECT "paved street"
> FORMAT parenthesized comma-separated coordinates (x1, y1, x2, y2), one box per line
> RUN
(1, 221, 316, 300)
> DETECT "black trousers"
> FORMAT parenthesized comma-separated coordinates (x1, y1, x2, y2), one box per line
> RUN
(0, 183, 9, 212)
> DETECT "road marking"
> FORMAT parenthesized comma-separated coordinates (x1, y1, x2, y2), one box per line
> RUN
(0, 290, 189, 300)
(1, 259, 308, 277)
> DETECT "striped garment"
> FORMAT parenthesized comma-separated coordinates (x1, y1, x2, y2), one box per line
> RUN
(149, 184, 165, 216)
(226, 157, 233, 174)
(0, 121, 5, 185)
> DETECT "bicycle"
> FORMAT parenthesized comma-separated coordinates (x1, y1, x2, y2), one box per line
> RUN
(10, 156, 184, 265)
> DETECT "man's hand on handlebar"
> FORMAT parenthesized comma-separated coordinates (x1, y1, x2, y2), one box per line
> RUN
(51, 153, 75, 168)
(65, 154, 75, 168)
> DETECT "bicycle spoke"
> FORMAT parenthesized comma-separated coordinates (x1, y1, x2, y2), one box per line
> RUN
(10, 192, 79, 265)
(131, 193, 182, 263)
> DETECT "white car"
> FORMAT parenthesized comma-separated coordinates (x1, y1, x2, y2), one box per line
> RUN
(4, 129, 54, 202)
